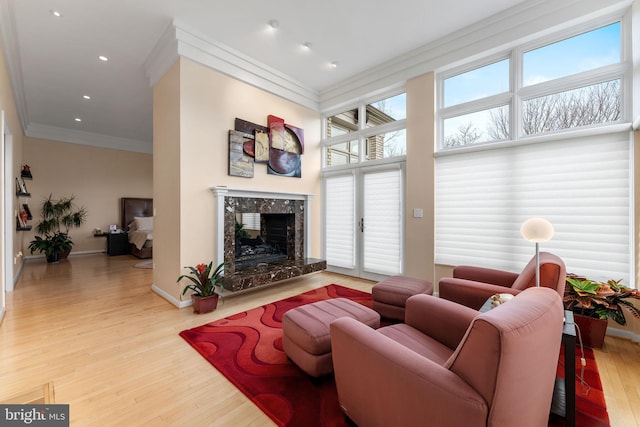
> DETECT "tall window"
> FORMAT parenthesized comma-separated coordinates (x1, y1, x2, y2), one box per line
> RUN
(435, 16, 632, 285)
(439, 21, 624, 148)
(323, 92, 407, 280)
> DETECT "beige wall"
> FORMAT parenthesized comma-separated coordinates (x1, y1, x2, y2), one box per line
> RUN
(152, 57, 322, 304)
(22, 137, 152, 255)
(405, 72, 436, 283)
(0, 38, 25, 288)
(152, 60, 182, 304)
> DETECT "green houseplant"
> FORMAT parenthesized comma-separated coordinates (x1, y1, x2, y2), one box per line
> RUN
(28, 232, 72, 263)
(235, 220, 250, 239)
(564, 275, 640, 347)
(29, 194, 87, 261)
(177, 261, 225, 314)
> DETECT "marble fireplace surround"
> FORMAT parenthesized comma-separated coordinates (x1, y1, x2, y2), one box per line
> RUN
(211, 187, 326, 292)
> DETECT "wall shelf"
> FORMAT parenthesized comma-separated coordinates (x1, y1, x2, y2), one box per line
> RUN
(17, 167, 34, 229)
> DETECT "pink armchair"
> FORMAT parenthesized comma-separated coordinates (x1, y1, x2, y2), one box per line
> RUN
(330, 287, 564, 427)
(438, 252, 566, 310)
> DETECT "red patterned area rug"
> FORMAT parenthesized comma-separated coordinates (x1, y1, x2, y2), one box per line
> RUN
(180, 284, 367, 427)
(180, 284, 609, 427)
(549, 344, 610, 427)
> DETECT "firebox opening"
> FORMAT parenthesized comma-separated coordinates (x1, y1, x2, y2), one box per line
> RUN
(234, 213, 293, 268)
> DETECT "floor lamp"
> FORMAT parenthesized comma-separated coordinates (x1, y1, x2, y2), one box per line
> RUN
(520, 218, 554, 287)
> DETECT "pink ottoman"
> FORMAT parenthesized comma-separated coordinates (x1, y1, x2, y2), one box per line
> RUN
(372, 275, 433, 320)
(282, 298, 380, 377)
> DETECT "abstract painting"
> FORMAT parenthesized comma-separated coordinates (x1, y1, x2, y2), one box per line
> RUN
(229, 130, 254, 178)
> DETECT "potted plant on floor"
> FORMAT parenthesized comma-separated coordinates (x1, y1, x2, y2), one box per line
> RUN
(178, 261, 225, 314)
(564, 275, 640, 347)
(28, 232, 72, 263)
(30, 194, 87, 260)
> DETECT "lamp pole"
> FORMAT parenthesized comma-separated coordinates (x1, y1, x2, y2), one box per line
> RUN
(535, 242, 540, 287)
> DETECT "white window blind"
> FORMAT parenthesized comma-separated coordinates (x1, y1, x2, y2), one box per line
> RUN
(363, 168, 403, 275)
(325, 174, 356, 269)
(241, 213, 260, 231)
(435, 131, 632, 284)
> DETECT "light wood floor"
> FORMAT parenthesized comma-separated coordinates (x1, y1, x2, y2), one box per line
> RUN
(0, 254, 638, 426)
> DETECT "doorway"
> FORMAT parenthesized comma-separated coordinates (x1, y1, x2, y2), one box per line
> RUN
(324, 163, 404, 281)
(2, 110, 14, 324)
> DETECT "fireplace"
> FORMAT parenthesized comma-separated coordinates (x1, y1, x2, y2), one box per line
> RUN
(212, 187, 325, 292)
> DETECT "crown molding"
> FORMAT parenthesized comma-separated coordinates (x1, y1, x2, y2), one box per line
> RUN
(143, 21, 179, 88)
(0, 0, 29, 134)
(144, 21, 320, 111)
(25, 123, 152, 154)
(318, 0, 631, 112)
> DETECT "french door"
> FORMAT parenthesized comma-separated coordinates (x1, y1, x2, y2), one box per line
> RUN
(324, 163, 404, 281)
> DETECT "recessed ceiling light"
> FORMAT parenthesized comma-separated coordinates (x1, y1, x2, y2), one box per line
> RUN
(98, 55, 109, 62)
(83, 95, 91, 100)
(329, 61, 338, 68)
(268, 20, 279, 30)
(74, 117, 82, 122)
(302, 42, 312, 50)
(50, 9, 62, 17)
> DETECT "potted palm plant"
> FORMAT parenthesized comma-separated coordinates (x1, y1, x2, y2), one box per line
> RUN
(177, 261, 225, 314)
(30, 194, 87, 260)
(564, 275, 640, 347)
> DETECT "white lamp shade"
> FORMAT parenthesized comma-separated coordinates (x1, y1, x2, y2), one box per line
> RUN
(520, 218, 554, 243)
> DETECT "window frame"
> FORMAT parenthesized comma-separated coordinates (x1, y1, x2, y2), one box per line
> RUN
(437, 12, 630, 151)
(322, 89, 407, 171)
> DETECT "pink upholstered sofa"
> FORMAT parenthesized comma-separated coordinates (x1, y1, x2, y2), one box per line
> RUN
(330, 287, 564, 427)
(438, 252, 566, 310)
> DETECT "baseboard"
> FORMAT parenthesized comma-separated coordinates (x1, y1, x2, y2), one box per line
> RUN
(12, 259, 24, 286)
(151, 284, 192, 309)
(606, 327, 640, 343)
(67, 250, 105, 256)
(24, 249, 105, 260)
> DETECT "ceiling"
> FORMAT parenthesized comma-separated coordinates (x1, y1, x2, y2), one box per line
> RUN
(2, 0, 531, 152)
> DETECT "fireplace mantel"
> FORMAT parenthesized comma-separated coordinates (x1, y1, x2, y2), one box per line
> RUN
(211, 186, 322, 291)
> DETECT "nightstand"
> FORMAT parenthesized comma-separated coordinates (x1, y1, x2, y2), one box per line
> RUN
(107, 232, 129, 256)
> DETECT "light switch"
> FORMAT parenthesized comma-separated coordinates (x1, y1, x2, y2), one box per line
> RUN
(413, 208, 423, 218)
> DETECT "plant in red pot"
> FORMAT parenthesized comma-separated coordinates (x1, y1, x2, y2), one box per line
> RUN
(178, 261, 225, 314)
(564, 275, 640, 347)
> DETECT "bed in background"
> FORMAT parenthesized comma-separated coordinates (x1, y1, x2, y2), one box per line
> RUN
(121, 197, 153, 259)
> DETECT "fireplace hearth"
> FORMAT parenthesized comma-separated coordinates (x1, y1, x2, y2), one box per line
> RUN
(212, 187, 326, 292)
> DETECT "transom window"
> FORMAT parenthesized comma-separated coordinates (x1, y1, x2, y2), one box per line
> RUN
(324, 92, 407, 167)
(439, 19, 625, 149)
